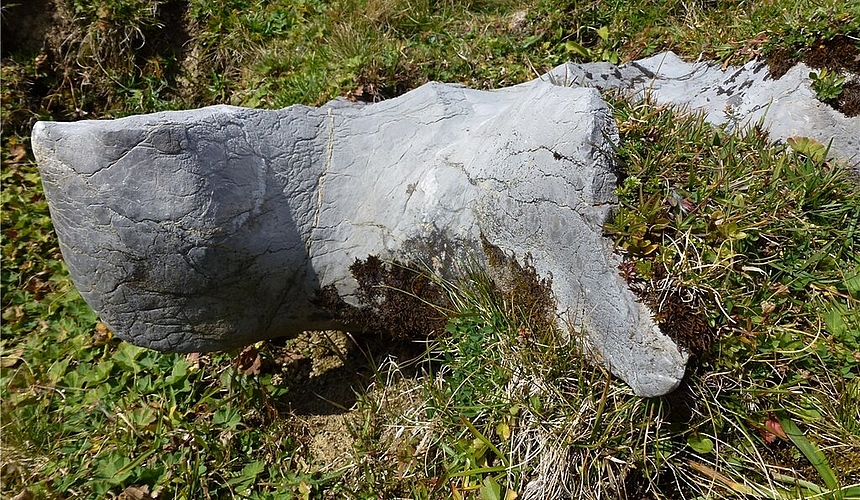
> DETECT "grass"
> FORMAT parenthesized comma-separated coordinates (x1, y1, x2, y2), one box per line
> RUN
(603, 97, 860, 498)
(2, 0, 860, 498)
(340, 105, 860, 497)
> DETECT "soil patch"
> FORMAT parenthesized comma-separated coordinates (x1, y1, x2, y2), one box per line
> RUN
(264, 330, 426, 416)
(256, 329, 429, 470)
(302, 413, 357, 471)
(836, 79, 860, 117)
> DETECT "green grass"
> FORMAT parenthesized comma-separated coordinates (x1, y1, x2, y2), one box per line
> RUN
(603, 97, 860, 498)
(2, 0, 860, 498)
(340, 111, 860, 497)
(1, 336, 324, 497)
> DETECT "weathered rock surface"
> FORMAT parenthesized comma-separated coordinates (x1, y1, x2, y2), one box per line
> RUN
(33, 81, 688, 397)
(32, 52, 859, 397)
(546, 51, 860, 168)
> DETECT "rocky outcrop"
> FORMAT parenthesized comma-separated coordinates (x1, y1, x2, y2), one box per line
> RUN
(548, 51, 860, 169)
(33, 52, 859, 397)
(33, 81, 688, 397)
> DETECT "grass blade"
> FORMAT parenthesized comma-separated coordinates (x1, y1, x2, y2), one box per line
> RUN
(776, 412, 842, 499)
(460, 414, 510, 469)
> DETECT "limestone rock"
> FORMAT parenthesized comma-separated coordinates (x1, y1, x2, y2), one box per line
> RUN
(33, 81, 688, 397)
(32, 52, 859, 397)
(545, 51, 860, 169)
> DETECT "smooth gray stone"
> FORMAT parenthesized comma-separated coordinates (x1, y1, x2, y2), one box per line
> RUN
(546, 51, 860, 170)
(32, 81, 688, 397)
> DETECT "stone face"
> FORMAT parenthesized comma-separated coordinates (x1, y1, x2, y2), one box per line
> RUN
(33, 81, 688, 397)
(546, 51, 860, 169)
(31, 52, 860, 398)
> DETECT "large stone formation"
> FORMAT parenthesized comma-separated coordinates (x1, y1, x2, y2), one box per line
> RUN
(33, 81, 687, 397)
(38, 52, 856, 397)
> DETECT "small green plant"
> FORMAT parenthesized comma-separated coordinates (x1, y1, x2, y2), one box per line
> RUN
(810, 68, 847, 101)
(562, 25, 621, 64)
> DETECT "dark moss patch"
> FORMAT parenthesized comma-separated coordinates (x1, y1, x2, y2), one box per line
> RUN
(316, 256, 452, 339)
(765, 46, 795, 80)
(804, 34, 860, 74)
(479, 233, 556, 334)
(648, 290, 714, 364)
(351, 255, 452, 338)
(766, 34, 860, 79)
(620, 263, 716, 366)
(836, 79, 860, 117)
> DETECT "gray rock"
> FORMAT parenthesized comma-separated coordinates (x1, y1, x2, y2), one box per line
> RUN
(544, 51, 860, 169)
(33, 81, 687, 397)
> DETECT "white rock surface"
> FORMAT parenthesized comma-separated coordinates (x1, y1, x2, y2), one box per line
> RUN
(33, 81, 688, 397)
(545, 51, 860, 168)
